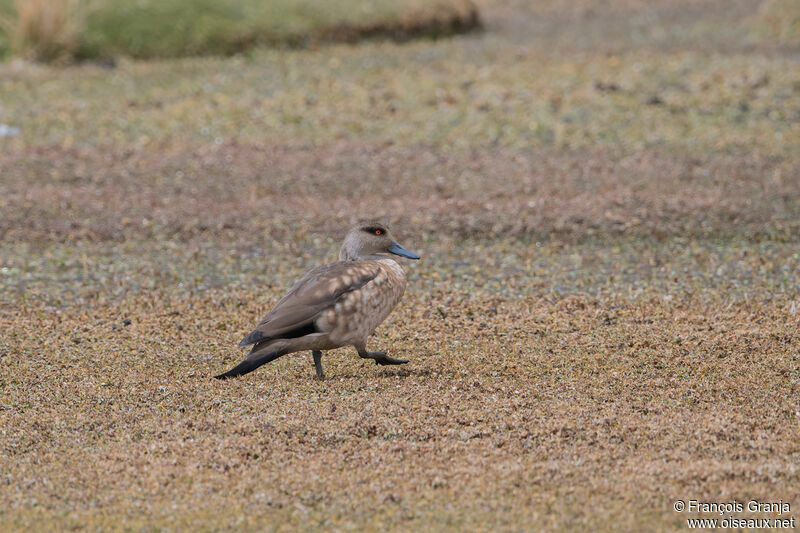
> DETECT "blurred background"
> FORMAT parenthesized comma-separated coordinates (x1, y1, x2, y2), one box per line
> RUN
(1, 0, 799, 530)
(1, 0, 798, 299)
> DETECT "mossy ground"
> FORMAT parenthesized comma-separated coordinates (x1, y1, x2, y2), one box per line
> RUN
(1, 0, 799, 531)
(0, 0, 479, 60)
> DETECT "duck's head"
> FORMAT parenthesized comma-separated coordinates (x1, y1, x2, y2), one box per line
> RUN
(339, 222, 421, 261)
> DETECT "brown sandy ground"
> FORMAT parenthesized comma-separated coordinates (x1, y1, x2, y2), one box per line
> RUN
(2, 290, 799, 531)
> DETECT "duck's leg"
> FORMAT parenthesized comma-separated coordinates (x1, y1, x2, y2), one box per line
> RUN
(312, 350, 325, 379)
(355, 344, 408, 366)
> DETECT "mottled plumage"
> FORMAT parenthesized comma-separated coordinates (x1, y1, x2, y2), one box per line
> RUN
(215, 222, 420, 379)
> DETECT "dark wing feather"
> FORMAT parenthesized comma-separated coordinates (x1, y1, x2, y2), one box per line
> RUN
(239, 261, 380, 347)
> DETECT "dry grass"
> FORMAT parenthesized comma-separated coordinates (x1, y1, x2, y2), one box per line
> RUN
(5, 0, 82, 62)
(755, 0, 800, 46)
(1, 0, 799, 530)
(2, 291, 799, 531)
(1, 143, 798, 244)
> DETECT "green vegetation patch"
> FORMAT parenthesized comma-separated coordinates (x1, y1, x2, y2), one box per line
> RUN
(0, 0, 480, 60)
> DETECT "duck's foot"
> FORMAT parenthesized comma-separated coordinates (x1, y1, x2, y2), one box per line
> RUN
(375, 354, 409, 366)
(312, 350, 325, 379)
(358, 349, 408, 366)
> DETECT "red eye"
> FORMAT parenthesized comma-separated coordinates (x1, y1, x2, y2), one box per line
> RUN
(375, 230, 383, 235)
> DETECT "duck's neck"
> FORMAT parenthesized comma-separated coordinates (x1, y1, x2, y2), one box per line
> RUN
(339, 248, 398, 263)
(339, 248, 357, 261)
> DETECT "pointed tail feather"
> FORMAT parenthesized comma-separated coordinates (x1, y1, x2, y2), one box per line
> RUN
(214, 348, 287, 379)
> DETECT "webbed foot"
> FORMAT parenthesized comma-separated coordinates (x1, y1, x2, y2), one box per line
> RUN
(374, 354, 409, 366)
(357, 349, 408, 366)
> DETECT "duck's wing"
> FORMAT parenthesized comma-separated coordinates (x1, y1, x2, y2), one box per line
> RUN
(238, 261, 381, 347)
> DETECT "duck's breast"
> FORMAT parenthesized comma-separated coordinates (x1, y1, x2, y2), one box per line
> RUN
(322, 259, 406, 345)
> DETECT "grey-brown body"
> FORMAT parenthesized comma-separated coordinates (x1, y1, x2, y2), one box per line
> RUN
(316, 257, 407, 348)
(215, 223, 419, 379)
